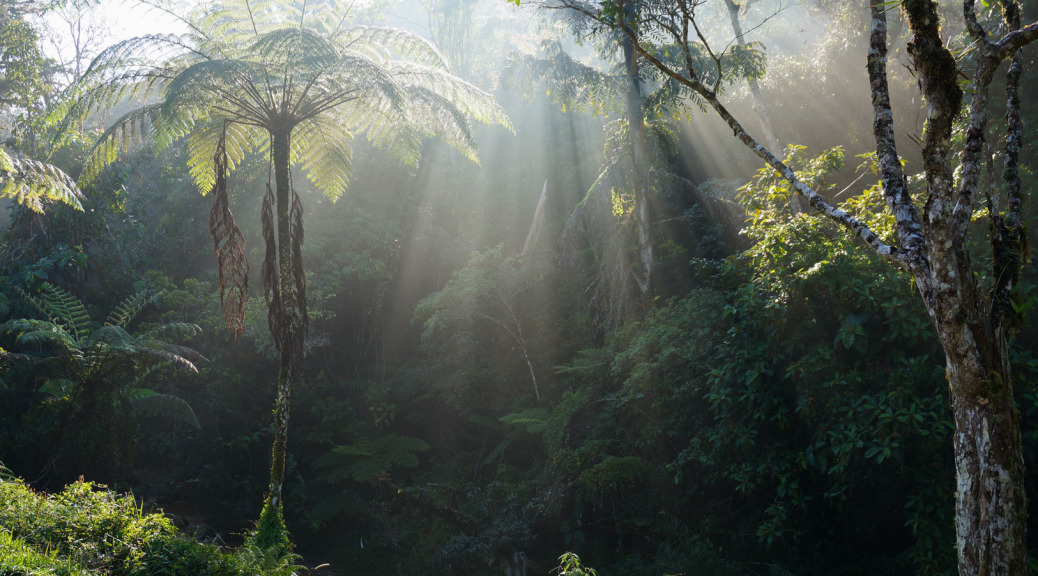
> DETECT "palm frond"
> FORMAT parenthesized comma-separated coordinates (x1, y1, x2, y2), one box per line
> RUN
(0, 150, 84, 212)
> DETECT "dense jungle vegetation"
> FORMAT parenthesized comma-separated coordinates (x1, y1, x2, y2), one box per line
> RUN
(2, 0, 1038, 574)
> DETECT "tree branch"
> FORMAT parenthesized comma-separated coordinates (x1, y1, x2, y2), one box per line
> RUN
(868, 0, 925, 269)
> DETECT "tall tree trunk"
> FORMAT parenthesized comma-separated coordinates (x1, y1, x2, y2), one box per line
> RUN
(874, 2, 1030, 572)
(621, 19, 651, 297)
(942, 331, 1026, 575)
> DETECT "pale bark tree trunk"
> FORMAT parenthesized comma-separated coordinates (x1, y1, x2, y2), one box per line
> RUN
(722, 0, 795, 215)
(621, 2, 653, 298)
(722, 0, 779, 154)
(521, 179, 548, 260)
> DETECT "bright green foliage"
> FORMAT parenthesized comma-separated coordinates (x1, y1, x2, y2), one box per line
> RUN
(59, 1, 511, 548)
(0, 528, 89, 576)
(0, 476, 303, 576)
(0, 149, 84, 212)
(554, 552, 597, 576)
(250, 499, 291, 552)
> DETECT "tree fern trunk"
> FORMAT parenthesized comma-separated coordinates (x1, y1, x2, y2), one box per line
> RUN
(256, 129, 296, 549)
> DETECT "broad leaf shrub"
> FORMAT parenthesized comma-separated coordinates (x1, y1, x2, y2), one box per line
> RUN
(544, 148, 956, 574)
(0, 476, 299, 575)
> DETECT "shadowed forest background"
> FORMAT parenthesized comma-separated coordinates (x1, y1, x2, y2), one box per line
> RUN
(2, 0, 1038, 574)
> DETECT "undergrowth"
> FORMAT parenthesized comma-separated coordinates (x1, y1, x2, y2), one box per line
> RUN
(0, 475, 304, 576)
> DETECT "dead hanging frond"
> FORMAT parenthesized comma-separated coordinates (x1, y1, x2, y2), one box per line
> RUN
(261, 162, 308, 363)
(289, 187, 309, 355)
(208, 129, 249, 337)
(261, 175, 284, 352)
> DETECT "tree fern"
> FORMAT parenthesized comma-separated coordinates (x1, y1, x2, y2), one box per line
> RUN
(1, 286, 206, 478)
(129, 392, 201, 429)
(60, 0, 510, 540)
(313, 434, 431, 483)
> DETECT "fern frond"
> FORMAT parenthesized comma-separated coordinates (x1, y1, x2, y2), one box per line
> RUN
(185, 119, 264, 193)
(134, 323, 208, 367)
(125, 359, 172, 389)
(78, 105, 163, 185)
(403, 85, 479, 162)
(6, 322, 78, 351)
(389, 61, 512, 131)
(500, 407, 551, 434)
(22, 284, 92, 342)
(38, 378, 74, 399)
(313, 434, 430, 483)
(135, 322, 203, 341)
(105, 290, 161, 328)
(250, 27, 339, 70)
(163, 59, 259, 113)
(0, 150, 84, 212)
(132, 345, 200, 373)
(129, 392, 201, 428)
(88, 325, 138, 354)
(57, 34, 201, 138)
(293, 114, 353, 201)
(336, 26, 448, 69)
